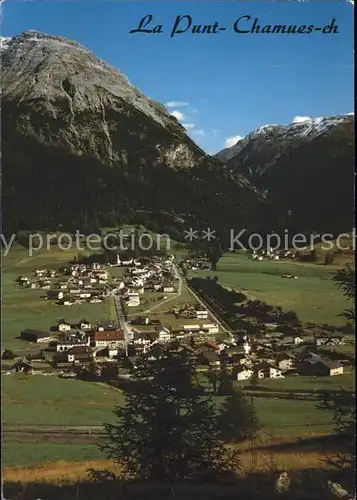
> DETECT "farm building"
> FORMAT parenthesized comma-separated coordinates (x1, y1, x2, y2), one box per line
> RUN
(314, 334, 345, 346)
(56, 333, 90, 352)
(299, 358, 344, 376)
(235, 366, 253, 381)
(254, 362, 285, 379)
(20, 329, 53, 343)
(92, 329, 126, 348)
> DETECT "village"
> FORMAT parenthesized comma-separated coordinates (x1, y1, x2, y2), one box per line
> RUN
(6, 317, 352, 382)
(2, 254, 354, 385)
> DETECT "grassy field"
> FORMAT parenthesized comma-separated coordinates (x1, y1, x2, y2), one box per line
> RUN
(2, 245, 116, 350)
(2, 441, 104, 468)
(2, 375, 122, 426)
(252, 398, 334, 436)
(2, 374, 334, 435)
(149, 283, 199, 312)
(2, 437, 334, 476)
(238, 372, 354, 392)
(189, 252, 352, 325)
(2, 242, 353, 471)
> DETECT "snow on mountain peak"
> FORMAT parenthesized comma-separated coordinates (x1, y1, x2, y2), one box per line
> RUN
(249, 114, 351, 142)
(0, 36, 12, 51)
(292, 116, 322, 124)
(254, 124, 280, 133)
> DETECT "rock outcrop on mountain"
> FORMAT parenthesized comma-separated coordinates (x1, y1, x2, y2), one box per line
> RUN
(1, 31, 269, 237)
(215, 115, 355, 233)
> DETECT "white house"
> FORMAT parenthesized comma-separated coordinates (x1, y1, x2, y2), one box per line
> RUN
(56, 335, 90, 352)
(236, 367, 254, 381)
(277, 355, 295, 371)
(79, 320, 92, 330)
(133, 334, 152, 353)
(107, 344, 119, 358)
(128, 300, 140, 307)
(127, 293, 140, 307)
(196, 309, 208, 319)
(35, 269, 47, 276)
(58, 321, 71, 332)
(255, 363, 285, 379)
(94, 271, 108, 280)
(156, 327, 171, 343)
(183, 324, 200, 331)
(294, 336, 304, 345)
(163, 286, 175, 293)
(202, 324, 219, 334)
(132, 268, 147, 275)
(243, 341, 251, 355)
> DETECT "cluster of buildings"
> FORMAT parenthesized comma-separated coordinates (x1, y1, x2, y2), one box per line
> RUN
(197, 333, 348, 380)
(181, 258, 212, 271)
(13, 319, 350, 380)
(17, 254, 179, 310)
(171, 303, 209, 320)
(251, 248, 297, 261)
(17, 310, 221, 371)
(12, 254, 350, 384)
(17, 268, 59, 289)
(20, 319, 125, 367)
(17, 263, 111, 306)
(118, 255, 178, 308)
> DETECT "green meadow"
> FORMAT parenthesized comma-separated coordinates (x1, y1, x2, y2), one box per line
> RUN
(189, 252, 352, 325)
(2, 375, 122, 426)
(2, 374, 334, 437)
(2, 245, 116, 351)
(1, 242, 353, 468)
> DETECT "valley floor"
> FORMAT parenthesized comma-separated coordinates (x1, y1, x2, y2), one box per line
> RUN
(1, 243, 354, 474)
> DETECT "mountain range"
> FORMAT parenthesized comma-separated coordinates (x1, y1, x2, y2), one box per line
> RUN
(215, 115, 354, 233)
(1, 31, 269, 239)
(1, 31, 354, 239)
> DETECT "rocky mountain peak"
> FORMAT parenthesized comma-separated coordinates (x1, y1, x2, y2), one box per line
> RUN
(215, 113, 354, 233)
(1, 30, 186, 136)
(2, 31, 267, 236)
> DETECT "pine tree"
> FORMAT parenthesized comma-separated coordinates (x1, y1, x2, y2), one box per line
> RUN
(333, 264, 355, 324)
(315, 268, 356, 489)
(206, 367, 219, 394)
(217, 368, 234, 396)
(101, 347, 240, 482)
(218, 389, 259, 443)
(250, 372, 259, 387)
(317, 389, 355, 488)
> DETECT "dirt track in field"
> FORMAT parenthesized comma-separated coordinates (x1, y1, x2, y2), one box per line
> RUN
(2, 425, 106, 443)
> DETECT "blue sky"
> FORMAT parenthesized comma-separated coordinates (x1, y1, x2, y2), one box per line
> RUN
(2, 1, 354, 153)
